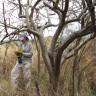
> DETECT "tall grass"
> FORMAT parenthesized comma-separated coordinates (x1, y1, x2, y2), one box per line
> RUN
(0, 40, 96, 96)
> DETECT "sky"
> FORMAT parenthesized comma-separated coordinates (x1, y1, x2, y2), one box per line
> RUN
(0, 0, 81, 41)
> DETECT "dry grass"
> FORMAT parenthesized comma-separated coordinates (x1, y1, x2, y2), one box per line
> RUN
(0, 39, 96, 96)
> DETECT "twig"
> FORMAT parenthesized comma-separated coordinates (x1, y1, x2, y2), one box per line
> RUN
(61, 34, 96, 65)
(2, 3, 8, 35)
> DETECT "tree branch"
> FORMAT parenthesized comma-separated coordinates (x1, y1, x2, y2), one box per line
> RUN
(85, 0, 95, 25)
(17, 0, 26, 18)
(50, 0, 69, 54)
(27, 29, 40, 37)
(43, 23, 58, 30)
(44, 2, 62, 19)
(3, 3, 8, 35)
(61, 34, 96, 65)
(30, 0, 41, 18)
(58, 24, 96, 53)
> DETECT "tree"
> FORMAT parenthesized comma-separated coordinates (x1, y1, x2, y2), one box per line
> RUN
(0, 0, 96, 94)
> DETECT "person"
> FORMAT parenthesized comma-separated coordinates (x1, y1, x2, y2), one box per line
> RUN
(11, 35, 32, 89)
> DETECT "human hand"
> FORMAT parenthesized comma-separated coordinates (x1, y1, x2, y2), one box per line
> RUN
(15, 51, 23, 56)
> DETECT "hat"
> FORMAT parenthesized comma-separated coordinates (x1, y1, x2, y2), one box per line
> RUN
(19, 34, 29, 41)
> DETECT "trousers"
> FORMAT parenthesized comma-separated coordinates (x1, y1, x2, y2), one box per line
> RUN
(11, 61, 31, 89)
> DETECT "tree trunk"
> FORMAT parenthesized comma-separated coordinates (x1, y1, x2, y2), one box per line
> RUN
(48, 71, 59, 96)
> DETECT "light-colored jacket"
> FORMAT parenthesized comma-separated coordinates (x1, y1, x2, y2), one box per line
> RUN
(21, 42, 32, 64)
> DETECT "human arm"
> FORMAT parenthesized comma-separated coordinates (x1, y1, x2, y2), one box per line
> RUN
(22, 42, 33, 58)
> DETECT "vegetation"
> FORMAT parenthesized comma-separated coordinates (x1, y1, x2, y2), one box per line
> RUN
(0, 38, 95, 96)
(0, 0, 96, 96)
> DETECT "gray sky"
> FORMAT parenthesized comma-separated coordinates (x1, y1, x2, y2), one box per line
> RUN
(0, 0, 81, 42)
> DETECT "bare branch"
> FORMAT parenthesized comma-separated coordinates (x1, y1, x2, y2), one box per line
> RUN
(43, 23, 58, 30)
(63, 0, 69, 14)
(44, 2, 62, 19)
(50, 0, 69, 53)
(58, 24, 96, 53)
(17, 0, 26, 18)
(0, 22, 20, 30)
(27, 29, 40, 37)
(18, 0, 22, 16)
(61, 34, 96, 65)
(2, 3, 8, 35)
(64, 7, 88, 24)
(85, 0, 95, 25)
(30, 0, 41, 18)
